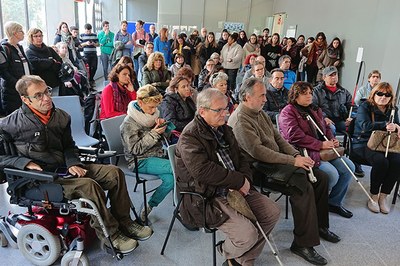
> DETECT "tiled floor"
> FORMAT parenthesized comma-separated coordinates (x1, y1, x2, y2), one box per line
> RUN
(0, 165, 399, 266)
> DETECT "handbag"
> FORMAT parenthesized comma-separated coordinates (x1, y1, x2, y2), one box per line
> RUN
(319, 147, 345, 161)
(367, 130, 400, 153)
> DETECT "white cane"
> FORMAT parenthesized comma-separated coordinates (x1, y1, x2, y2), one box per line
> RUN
(216, 152, 284, 266)
(303, 149, 317, 183)
(306, 115, 375, 203)
(385, 108, 395, 158)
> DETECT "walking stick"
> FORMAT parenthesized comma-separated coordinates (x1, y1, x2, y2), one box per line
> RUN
(303, 149, 317, 183)
(385, 108, 396, 158)
(348, 61, 365, 118)
(306, 115, 375, 203)
(216, 152, 284, 266)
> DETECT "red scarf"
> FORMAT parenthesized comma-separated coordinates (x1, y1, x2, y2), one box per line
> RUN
(27, 104, 52, 124)
(326, 85, 337, 93)
(111, 82, 132, 113)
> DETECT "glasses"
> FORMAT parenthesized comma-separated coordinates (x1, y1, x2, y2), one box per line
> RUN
(375, 91, 392, 98)
(32, 34, 43, 38)
(203, 106, 229, 114)
(24, 87, 52, 101)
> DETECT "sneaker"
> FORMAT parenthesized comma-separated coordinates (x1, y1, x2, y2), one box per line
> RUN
(120, 220, 153, 241)
(105, 232, 138, 254)
(140, 203, 153, 222)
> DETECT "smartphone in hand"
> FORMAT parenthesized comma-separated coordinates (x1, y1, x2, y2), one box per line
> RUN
(157, 121, 169, 128)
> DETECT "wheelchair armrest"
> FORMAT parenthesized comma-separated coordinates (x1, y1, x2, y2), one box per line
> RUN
(3, 168, 57, 182)
(77, 146, 98, 154)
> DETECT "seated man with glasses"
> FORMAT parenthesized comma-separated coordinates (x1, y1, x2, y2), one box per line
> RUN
(0, 75, 153, 254)
(175, 88, 280, 265)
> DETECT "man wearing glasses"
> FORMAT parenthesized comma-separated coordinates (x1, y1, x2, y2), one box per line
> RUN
(0, 75, 153, 254)
(175, 88, 280, 266)
(138, 42, 154, 82)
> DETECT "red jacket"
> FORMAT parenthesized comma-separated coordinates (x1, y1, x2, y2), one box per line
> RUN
(100, 82, 136, 120)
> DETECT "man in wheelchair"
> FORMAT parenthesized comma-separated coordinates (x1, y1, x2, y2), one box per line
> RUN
(0, 75, 152, 254)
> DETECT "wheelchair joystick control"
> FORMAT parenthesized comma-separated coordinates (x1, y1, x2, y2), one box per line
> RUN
(60, 205, 70, 215)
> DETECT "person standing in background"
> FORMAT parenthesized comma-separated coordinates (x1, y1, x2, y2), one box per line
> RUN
(148, 24, 158, 42)
(154, 28, 171, 66)
(114, 20, 133, 57)
(132, 20, 149, 76)
(80, 23, 99, 87)
(98, 21, 114, 81)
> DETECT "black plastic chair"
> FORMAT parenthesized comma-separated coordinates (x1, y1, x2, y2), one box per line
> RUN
(160, 144, 218, 266)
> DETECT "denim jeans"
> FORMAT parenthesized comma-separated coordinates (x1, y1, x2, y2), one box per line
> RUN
(137, 157, 174, 207)
(318, 156, 354, 206)
(100, 53, 110, 80)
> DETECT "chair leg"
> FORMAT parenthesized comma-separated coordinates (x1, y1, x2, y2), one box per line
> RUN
(142, 181, 148, 226)
(160, 198, 182, 255)
(285, 195, 289, 219)
(134, 181, 139, 192)
(212, 230, 217, 266)
(392, 180, 400, 205)
(129, 199, 140, 221)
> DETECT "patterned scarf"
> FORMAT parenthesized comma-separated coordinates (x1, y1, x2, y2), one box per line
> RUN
(127, 101, 160, 128)
(111, 82, 131, 113)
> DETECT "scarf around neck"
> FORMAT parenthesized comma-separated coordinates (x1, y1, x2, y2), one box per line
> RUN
(111, 82, 131, 113)
(127, 101, 160, 128)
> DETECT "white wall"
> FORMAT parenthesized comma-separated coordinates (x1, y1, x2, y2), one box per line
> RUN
(127, 0, 158, 24)
(272, 0, 400, 93)
(44, 0, 75, 45)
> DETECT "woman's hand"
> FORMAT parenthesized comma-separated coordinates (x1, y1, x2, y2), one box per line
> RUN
(173, 49, 178, 54)
(64, 81, 73, 88)
(324, 117, 334, 126)
(153, 118, 167, 134)
(322, 140, 335, 149)
(126, 80, 134, 92)
(386, 122, 397, 132)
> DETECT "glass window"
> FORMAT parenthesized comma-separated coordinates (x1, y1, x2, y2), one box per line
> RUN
(1, 0, 27, 31)
(27, 0, 47, 33)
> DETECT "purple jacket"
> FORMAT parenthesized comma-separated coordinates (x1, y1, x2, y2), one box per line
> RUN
(278, 103, 334, 166)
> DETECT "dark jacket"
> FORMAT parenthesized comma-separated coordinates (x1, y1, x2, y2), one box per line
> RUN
(160, 93, 196, 132)
(141, 66, 171, 95)
(0, 103, 81, 171)
(312, 82, 352, 122)
(175, 115, 251, 227)
(138, 53, 148, 78)
(26, 43, 62, 88)
(0, 41, 32, 114)
(279, 103, 334, 166)
(263, 83, 288, 123)
(199, 45, 219, 67)
(353, 101, 399, 148)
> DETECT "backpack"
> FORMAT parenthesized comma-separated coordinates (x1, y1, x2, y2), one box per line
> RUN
(0, 43, 11, 116)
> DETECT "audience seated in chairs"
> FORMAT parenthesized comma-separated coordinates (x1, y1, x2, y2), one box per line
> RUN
(120, 85, 174, 222)
(99, 63, 137, 120)
(175, 88, 280, 266)
(352, 82, 400, 214)
(142, 52, 171, 95)
(197, 59, 216, 91)
(263, 68, 288, 124)
(228, 78, 340, 266)
(209, 72, 237, 114)
(160, 75, 196, 143)
(0, 75, 152, 254)
(279, 81, 354, 219)
(169, 52, 192, 78)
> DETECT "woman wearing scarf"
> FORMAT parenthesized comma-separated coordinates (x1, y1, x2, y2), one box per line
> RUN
(100, 63, 136, 120)
(301, 32, 327, 85)
(120, 85, 174, 222)
(53, 22, 79, 68)
(317, 37, 343, 81)
(279, 82, 354, 219)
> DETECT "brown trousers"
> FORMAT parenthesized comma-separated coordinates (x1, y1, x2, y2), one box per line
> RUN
(55, 164, 132, 238)
(216, 189, 281, 266)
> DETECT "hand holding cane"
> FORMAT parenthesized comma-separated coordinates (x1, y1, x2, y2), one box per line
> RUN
(216, 152, 284, 266)
(385, 108, 396, 158)
(306, 115, 376, 203)
(303, 149, 317, 183)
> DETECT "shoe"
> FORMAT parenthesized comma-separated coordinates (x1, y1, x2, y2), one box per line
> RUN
(378, 193, 390, 214)
(328, 204, 353, 218)
(354, 163, 365, 177)
(290, 242, 327, 265)
(367, 195, 380, 213)
(105, 232, 138, 254)
(222, 258, 241, 266)
(319, 228, 341, 243)
(120, 220, 153, 241)
(140, 203, 153, 222)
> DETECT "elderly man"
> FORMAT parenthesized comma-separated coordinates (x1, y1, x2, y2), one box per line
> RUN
(354, 70, 381, 106)
(279, 55, 296, 89)
(175, 88, 280, 266)
(263, 68, 288, 124)
(228, 78, 340, 266)
(0, 75, 152, 254)
(200, 27, 208, 43)
(313, 66, 352, 135)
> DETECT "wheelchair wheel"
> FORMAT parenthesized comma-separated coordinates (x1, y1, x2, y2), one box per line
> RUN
(61, 250, 89, 266)
(0, 231, 8, 247)
(17, 224, 61, 266)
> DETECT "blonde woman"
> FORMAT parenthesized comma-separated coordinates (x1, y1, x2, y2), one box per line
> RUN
(142, 52, 171, 95)
(121, 85, 174, 221)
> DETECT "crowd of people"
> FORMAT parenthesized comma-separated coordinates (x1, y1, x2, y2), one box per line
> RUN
(0, 18, 399, 266)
